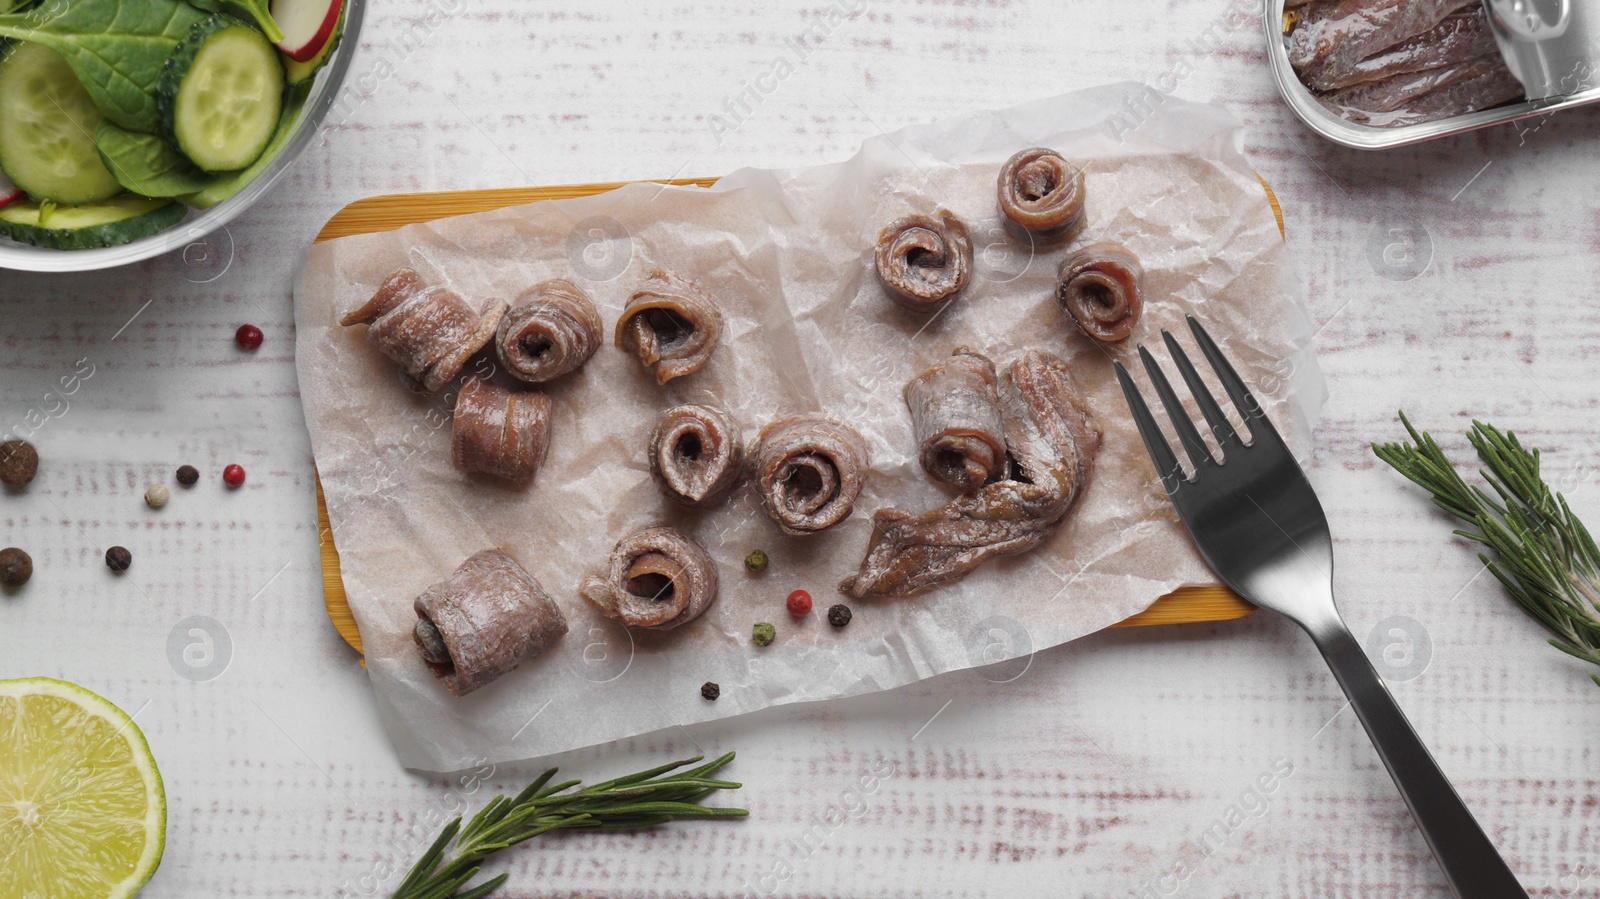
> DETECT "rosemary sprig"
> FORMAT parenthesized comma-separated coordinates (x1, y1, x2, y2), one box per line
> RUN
(1373, 412, 1600, 687)
(392, 752, 748, 899)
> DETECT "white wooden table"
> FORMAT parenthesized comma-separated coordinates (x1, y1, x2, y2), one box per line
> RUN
(1, 1, 1596, 895)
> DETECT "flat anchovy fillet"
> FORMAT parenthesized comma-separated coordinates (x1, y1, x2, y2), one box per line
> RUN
(1288, 0, 1474, 79)
(905, 348, 1006, 493)
(840, 350, 1100, 598)
(341, 267, 508, 392)
(413, 548, 569, 696)
(615, 268, 723, 385)
(579, 526, 719, 630)
(1056, 242, 1144, 343)
(873, 209, 972, 311)
(1385, 65, 1525, 123)
(450, 377, 552, 482)
(1302, 9, 1497, 91)
(650, 403, 744, 508)
(755, 415, 871, 535)
(1319, 54, 1505, 117)
(496, 279, 603, 383)
(996, 147, 1086, 241)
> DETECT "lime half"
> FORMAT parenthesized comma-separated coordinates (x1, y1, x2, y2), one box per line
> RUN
(0, 677, 166, 899)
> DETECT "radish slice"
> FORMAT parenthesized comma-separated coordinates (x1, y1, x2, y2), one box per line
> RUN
(0, 169, 22, 210)
(271, 0, 342, 62)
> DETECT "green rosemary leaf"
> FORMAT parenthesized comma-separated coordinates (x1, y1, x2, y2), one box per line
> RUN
(1374, 412, 1600, 688)
(460, 797, 507, 840)
(452, 874, 510, 899)
(514, 769, 557, 802)
(589, 814, 676, 830)
(533, 778, 583, 799)
(394, 818, 461, 896)
(1548, 638, 1600, 663)
(415, 866, 480, 899)
(389, 753, 746, 899)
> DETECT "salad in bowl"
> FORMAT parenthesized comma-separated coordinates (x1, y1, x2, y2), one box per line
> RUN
(0, 0, 359, 272)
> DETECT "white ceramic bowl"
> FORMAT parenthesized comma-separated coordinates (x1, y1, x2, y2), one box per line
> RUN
(0, 0, 366, 273)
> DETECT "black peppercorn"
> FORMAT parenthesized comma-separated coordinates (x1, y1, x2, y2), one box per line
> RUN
(827, 603, 852, 628)
(105, 546, 132, 572)
(0, 547, 31, 586)
(0, 440, 38, 487)
(175, 465, 199, 486)
(700, 681, 720, 701)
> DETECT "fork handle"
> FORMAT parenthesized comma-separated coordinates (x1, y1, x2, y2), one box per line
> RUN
(1312, 622, 1528, 898)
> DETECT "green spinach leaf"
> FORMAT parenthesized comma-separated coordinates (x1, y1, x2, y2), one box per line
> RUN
(0, 0, 210, 132)
(94, 120, 215, 197)
(186, 0, 282, 42)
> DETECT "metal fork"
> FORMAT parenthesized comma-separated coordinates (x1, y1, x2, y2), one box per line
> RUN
(1115, 316, 1527, 899)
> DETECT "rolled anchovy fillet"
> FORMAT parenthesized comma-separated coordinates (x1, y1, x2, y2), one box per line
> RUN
(996, 148, 1086, 241)
(873, 209, 972, 311)
(1056, 242, 1144, 343)
(615, 269, 723, 385)
(649, 403, 743, 508)
(906, 348, 1006, 493)
(840, 350, 1100, 598)
(755, 415, 870, 535)
(451, 377, 552, 482)
(1302, 9, 1497, 91)
(495, 279, 602, 384)
(1319, 54, 1508, 118)
(1288, 0, 1474, 78)
(339, 267, 426, 326)
(580, 526, 719, 630)
(413, 548, 569, 696)
(341, 267, 508, 392)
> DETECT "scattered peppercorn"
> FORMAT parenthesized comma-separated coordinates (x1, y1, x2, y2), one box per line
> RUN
(751, 622, 776, 647)
(828, 603, 853, 628)
(175, 465, 199, 486)
(144, 485, 169, 509)
(786, 589, 812, 617)
(0, 439, 38, 487)
(235, 324, 264, 350)
(0, 547, 31, 587)
(744, 549, 769, 573)
(105, 546, 132, 572)
(223, 464, 246, 488)
(700, 681, 720, 701)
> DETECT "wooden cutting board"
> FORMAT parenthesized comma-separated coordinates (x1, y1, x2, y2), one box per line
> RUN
(313, 175, 1283, 655)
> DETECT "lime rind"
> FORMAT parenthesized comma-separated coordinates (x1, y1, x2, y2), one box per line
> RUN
(0, 676, 166, 899)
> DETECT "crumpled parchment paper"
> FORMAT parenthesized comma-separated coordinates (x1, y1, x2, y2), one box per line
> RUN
(294, 83, 1326, 772)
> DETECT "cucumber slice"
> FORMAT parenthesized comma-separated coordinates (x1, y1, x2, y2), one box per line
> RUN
(157, 15, 285, 173)
(181, 80, 309, 209)
(0, 195, 186, 250)
(0, 42, 122, 206)
(285, 2, 344, 86)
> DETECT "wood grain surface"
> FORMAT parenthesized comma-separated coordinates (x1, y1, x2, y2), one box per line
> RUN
(309, 175, 1285, 655)
(3, 2, 1595, 896)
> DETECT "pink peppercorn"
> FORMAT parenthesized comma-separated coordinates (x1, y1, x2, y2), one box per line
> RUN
(235, 324, 263, 350)
(786, 589, 812, 617)
(223, 464, 246, 488)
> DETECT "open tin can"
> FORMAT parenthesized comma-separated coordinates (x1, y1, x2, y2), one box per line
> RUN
(1267, 0, 1600, 148)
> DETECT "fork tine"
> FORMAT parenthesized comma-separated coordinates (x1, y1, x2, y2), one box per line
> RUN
(1137, 345, 1211, 471)
(1114, 360, 1185, 494)
(1162, 329, 1241, 448)
(1187, 316, 1266, 423)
